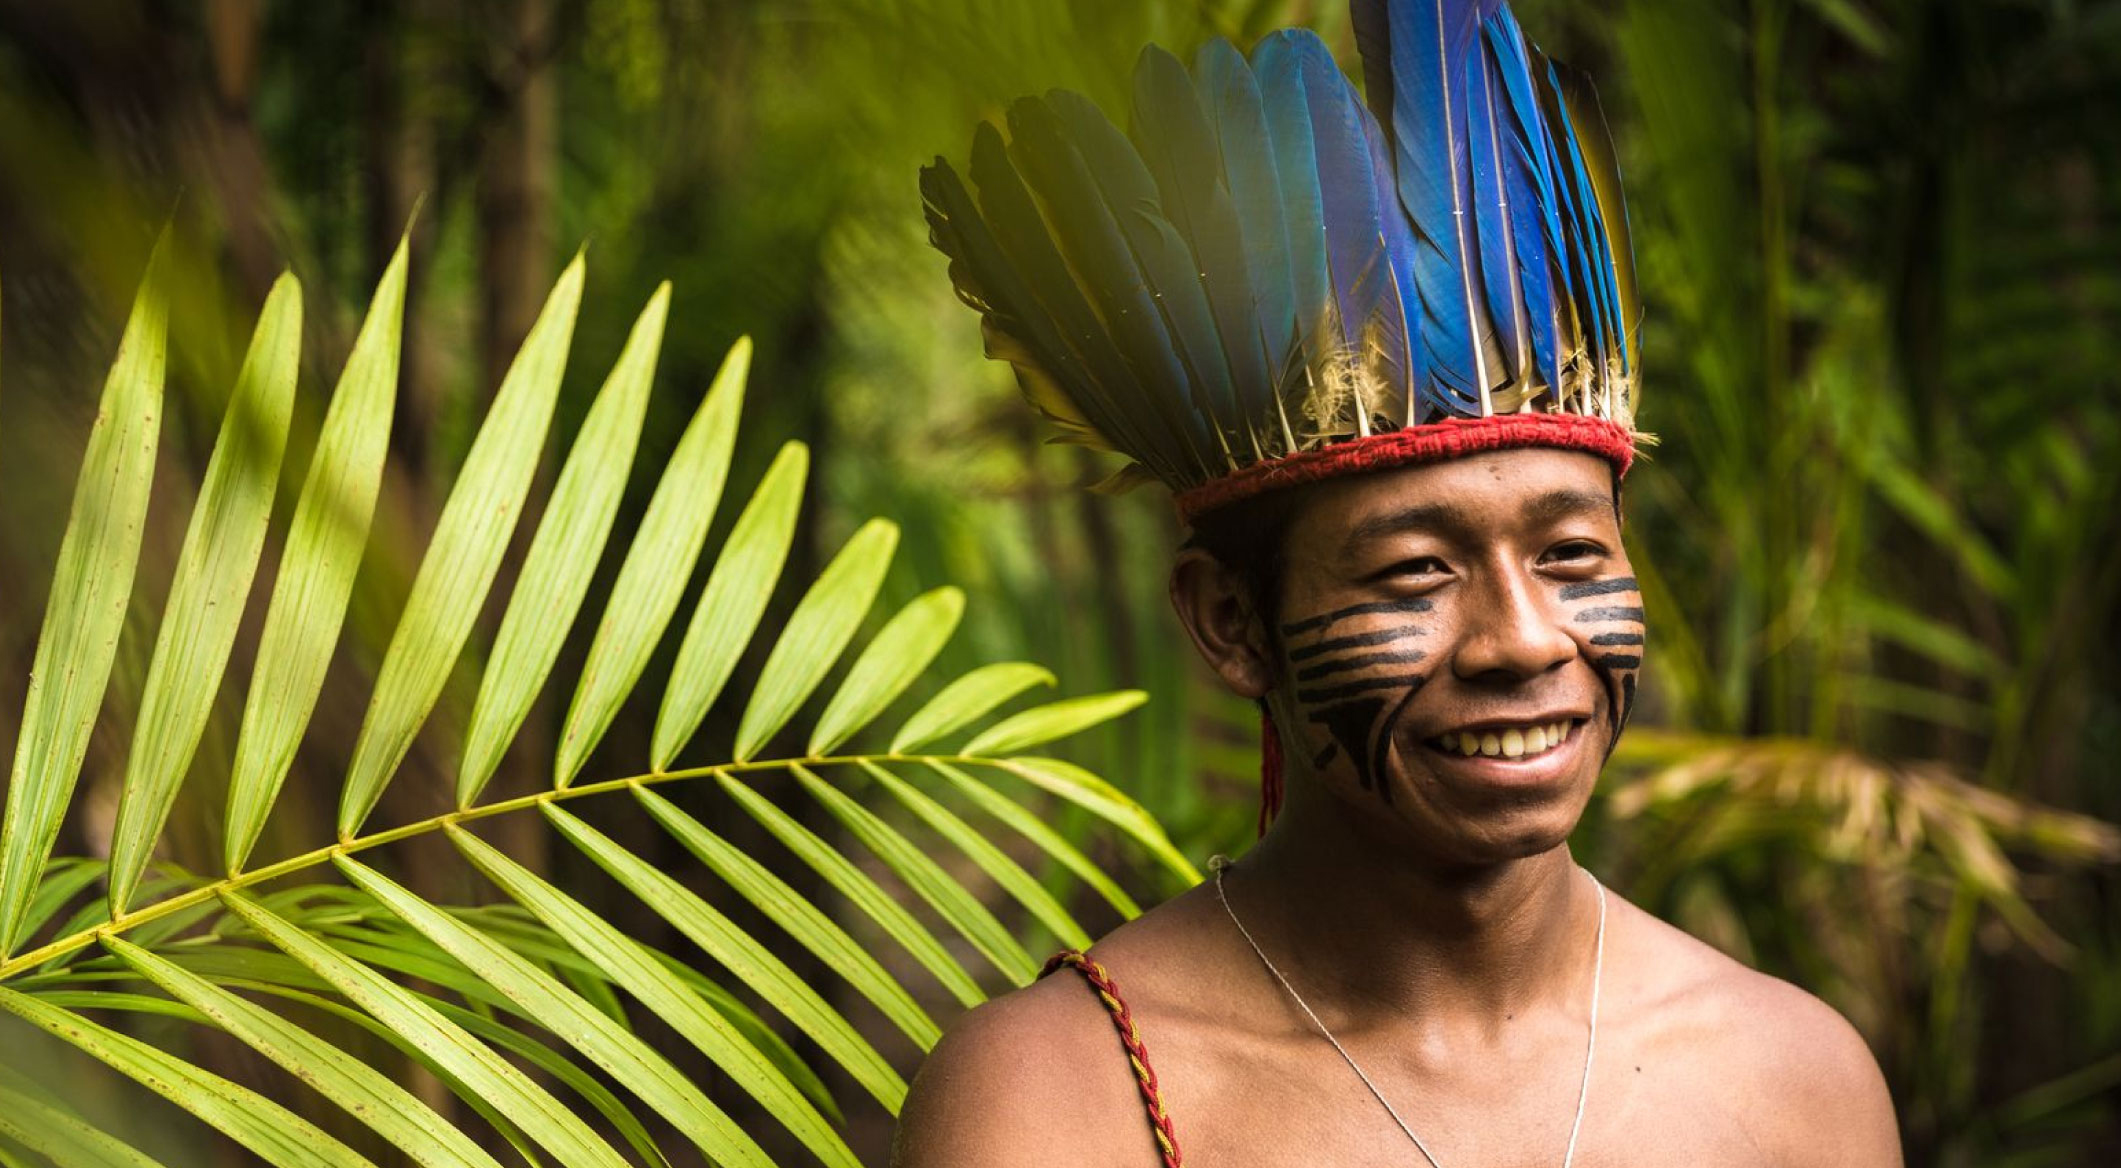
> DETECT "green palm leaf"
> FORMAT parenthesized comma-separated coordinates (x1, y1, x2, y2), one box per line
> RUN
(450, 822, 863, 1165)
(105, 937, 503, 1168)
(0, 235, 171, 953)
(0, 986, 370, 1166)
(108, 273, 302, 914)
(458, 284, 669, 805)
(557, 336, 747, 786)
(0, 245, 1178, 1165)
(0, 1075, 163, 1168)
(224, 236, 409, 871)
(339, 254, 585, 836)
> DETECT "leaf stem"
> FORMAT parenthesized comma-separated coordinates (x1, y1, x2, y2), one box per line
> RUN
(0, 753, 983, 981)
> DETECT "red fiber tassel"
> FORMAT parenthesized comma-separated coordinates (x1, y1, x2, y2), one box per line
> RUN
(1258, 703, 1283, 837)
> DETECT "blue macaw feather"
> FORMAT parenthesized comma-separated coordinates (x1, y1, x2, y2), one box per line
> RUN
(1371, 0, 1500, 413)
(1350, 0, 1395, 135)
(1047, 88, 1241, 450)
(1465, 37, 1530, 392)
(1531, 55, 1622, 390)
(1251, 32, 1336, 376)
(921, 0, 1637, 493)
(1194, 38, 1300, 424)
(1131, 46, 1277, 450)
(1485, 9, 1571, 397)
(1004, 97, 1219, 475)
(1487, 11, 1568, 259)
(1290, 37, 1392, 366)
(1551, 60, 1640, 380)
(1362, 97, 1422, 424)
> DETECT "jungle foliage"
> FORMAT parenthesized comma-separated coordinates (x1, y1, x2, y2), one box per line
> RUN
(0, 0, 2116, 1164)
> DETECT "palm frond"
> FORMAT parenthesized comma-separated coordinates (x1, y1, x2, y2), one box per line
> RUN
(0, 240, 1194, 1164)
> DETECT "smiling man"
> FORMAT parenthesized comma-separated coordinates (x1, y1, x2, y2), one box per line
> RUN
(900, 2, 1900, 1164)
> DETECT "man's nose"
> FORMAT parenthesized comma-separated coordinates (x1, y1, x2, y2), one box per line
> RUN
(1450, 567, 1577, 682)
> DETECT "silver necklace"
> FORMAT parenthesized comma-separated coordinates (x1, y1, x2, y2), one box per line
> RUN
(1210, 857, 1607, 1168)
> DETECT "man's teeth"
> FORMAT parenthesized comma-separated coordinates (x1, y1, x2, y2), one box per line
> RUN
(1438, 721, 1574, 758)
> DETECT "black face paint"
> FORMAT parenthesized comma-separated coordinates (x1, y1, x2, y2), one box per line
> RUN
(1279, 599, 1433, 802)
(1561, 576, 1645, 741)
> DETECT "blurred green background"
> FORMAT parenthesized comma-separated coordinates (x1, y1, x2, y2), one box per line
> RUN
(1, 0, 2118, 1162)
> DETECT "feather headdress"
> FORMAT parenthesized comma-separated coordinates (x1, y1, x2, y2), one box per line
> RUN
(921, 0, 1640, 522)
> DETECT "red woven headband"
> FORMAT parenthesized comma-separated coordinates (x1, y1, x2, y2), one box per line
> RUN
(1173, 414, 1636, 524)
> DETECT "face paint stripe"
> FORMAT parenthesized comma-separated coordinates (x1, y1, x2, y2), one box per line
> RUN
(1595, 653, 1642, 670)
(1294, 673, 1431, 704)
(1573, 606, 1645, 624)
(1286, 626, 1427, 662)
(1278, 596, 1434, 637)
(1558, 576, 1639, 600)
(1590, 631, 1644, 646)
(1294, 648, 1428, 682)
(1366, 684, 1424, 804)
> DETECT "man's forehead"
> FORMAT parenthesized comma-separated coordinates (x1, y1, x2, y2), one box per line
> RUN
(1297, 451, 1620, 554)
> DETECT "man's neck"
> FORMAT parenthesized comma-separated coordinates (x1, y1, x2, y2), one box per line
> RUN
(1227, 792, 1595, 1032)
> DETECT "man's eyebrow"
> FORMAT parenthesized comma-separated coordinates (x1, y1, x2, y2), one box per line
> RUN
(1521, 487, 1617, 526)
(1340, 502, 1465, 555)
(1339, 487, 1615, 555)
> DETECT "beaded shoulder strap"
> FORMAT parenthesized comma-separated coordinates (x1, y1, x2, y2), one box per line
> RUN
(1041, 950, 1184, 1168)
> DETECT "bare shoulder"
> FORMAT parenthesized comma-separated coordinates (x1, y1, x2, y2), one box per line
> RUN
(1614, 898, 1903, 1166)
(890, 959, 1164, 1167)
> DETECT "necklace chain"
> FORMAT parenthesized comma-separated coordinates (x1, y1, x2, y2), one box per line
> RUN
(1210, 858, 1606, 1168)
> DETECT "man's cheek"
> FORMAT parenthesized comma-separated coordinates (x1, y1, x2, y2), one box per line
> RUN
(1277, 599, 1433, 802)
(1559, 575, 1645, 739)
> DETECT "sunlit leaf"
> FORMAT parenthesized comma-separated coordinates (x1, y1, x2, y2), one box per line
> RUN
(710, 773, 986, 1006)
(334, 857, 775, 1168)
(631, 786, 941, 1046)
(220, 892, 629, 1168)
(810, 587, 965, 755)
(734, 519, 898, 760)
(0, 1073, 162, 1168)
(339, 255, 586, 836)
(0, 986, 369, 1166)
(107, 937, 503, 1168)
(109, 273, 301, 914)
(991, 756, 1200, 882)
(224, 237, 408, 871)
(792, 764, 1036, 982)
(860, 761, 1089, 948)
(0, 235, 170, 954)
(21, 859, 110, 946)
(557, 337, 749, 786)
(451, 822, 863, 1164)
(927, 760, 1139, 916)
(652, 441, 807, 769)
(961, 690, 1148, 756)
(457, 285, 669, 805)
(890, 662, 1056, 754)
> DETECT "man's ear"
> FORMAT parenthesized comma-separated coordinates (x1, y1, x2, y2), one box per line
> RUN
(1169, 548, 1276, 700)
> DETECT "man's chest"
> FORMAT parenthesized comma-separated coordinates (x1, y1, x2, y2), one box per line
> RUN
(1129, 1021, 1779, 1167)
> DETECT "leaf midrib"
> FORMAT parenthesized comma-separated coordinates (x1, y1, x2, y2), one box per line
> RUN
(0, 752, 1002, 980)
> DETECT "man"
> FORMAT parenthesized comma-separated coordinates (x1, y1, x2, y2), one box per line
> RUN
(899, 3, 1901, 1163)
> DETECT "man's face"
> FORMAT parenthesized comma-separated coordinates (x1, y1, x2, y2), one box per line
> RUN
(1263, 448, 1642, 867)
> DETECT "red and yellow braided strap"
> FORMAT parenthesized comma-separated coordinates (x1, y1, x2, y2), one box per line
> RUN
(1041, 950, 1184, 1168)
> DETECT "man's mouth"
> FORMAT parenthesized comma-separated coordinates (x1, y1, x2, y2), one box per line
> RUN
(1426, 719, 1582, 760)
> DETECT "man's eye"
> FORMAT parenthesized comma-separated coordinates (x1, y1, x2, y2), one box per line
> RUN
(1543, 541, 1604, 563)
(1382, 556, 1449, 578)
